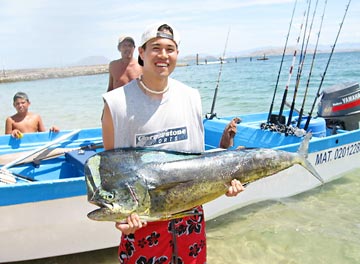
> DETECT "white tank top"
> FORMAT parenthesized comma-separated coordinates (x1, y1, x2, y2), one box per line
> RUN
(102, 78, 204, 153)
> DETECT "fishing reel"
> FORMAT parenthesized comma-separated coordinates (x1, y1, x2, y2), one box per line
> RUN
(205, 113, 217, 120)
(260, 122, 306, 137)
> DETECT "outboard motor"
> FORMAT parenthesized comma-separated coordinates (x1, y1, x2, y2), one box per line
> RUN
(318, 82, 360, 130)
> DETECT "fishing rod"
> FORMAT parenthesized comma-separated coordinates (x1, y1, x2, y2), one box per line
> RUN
(304, 0, 352, 130)
(297, 0, 326, 128)
(267, 0, 298, 124)
(287, 0, 315, 126)
(207, 27, 231, 119)
(277, 0, 309, 123)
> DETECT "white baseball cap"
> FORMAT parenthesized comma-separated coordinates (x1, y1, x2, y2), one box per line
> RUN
(139, 22, 180, 47)
(118, 35, 135, 46)
(138, 22, 180, 66)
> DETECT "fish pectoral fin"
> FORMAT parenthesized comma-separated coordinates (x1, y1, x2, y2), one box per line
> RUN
(242, 182, 250, 188)
(167, 208, 202, 219)
(153, 180, 193, 191)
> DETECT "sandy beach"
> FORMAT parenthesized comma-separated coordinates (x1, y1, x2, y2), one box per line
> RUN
(0, 64, 109, 83)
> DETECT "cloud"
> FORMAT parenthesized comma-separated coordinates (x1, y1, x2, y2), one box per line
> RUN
(0, 0, 358, 69)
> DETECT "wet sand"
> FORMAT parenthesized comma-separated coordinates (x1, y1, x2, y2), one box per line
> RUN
(0, 64, 109, 83)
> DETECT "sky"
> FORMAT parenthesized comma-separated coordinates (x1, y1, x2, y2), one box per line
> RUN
(0, 0, 359, 69)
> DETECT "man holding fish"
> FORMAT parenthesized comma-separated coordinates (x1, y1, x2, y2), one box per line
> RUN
(101, 22, 244, 263)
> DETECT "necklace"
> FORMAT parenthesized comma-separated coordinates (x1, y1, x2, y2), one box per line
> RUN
(138, 76, 169, 95)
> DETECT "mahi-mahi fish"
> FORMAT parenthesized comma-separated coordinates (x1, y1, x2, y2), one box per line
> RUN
(85, 133, 323, 222)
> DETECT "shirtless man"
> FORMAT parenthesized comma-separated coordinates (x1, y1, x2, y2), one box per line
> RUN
(5, 92, 59, 138)
(107, 36, 142, 92)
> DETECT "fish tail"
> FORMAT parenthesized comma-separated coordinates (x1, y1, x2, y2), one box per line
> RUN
(297, 132, 324, 184)
(301, 157, 324, 184)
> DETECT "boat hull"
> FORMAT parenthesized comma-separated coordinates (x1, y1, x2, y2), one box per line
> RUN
(204, 148, 359, 220)
(0, 195, 119, 262)
(202, 112, 360, 219)
(0, 129, 116, 263)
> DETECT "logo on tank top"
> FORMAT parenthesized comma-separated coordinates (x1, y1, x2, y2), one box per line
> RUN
(136, 126, 188, 147)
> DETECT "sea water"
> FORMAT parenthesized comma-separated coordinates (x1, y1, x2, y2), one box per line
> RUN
(2, 51, 360, 264)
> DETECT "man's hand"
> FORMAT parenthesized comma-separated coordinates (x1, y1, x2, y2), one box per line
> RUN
(11, 129, 23, 139)
(225, 179, 245, 197)
(49, 126, 60, 133)
(115, 213, 147, 235)
(219, 117, 241, 149)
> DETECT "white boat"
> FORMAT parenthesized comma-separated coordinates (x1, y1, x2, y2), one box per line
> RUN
(203, 81, 360, 218)
(1, 81, 359, 262)
(0, 129, 119, 262)
(256, 54, 269, 60)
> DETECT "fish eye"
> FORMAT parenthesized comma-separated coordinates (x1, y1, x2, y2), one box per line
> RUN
(106, 192, 114, 200)
(99, 189, 115, 201)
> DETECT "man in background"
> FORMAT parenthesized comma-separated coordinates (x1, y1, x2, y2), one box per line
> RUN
(107, 36, 142, 92)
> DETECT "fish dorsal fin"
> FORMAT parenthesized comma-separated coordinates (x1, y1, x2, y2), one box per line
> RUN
(297, 132, 312, 158)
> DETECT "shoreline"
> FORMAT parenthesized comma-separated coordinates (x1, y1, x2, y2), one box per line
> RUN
(0, 64, 109, 83)
(0, 63, 189, 83)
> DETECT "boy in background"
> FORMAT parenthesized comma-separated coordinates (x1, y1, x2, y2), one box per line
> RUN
(5, 92, 59, 138)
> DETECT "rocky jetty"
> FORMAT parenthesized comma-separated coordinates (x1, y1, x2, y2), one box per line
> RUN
(0, 64, 109, 83)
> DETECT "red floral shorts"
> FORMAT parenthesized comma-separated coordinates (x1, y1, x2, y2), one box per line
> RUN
(118, 206, 206, 264)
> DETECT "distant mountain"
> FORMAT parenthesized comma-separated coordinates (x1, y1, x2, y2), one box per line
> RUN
(71, 43, 360, 67)
(245, 43, 360, 58)
(72, 56, 110, 66)
(336, 42, 360, 50)
(180, 42, 360, 62)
